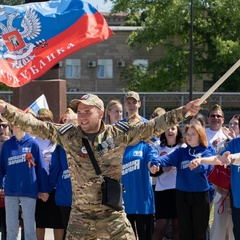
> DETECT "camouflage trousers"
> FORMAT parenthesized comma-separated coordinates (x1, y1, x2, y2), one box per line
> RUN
(66, 209, 136, 240)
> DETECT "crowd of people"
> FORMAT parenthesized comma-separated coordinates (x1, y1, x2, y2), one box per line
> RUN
(0, 91, 237, 240)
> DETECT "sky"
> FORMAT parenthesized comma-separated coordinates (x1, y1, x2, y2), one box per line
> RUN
(85, 0, 113, 12)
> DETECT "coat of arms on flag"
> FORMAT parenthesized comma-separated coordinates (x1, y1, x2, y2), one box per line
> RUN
(0, 0, 113, 87)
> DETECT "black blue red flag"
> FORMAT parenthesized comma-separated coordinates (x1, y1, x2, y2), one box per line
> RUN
(0, 0, 113, 87)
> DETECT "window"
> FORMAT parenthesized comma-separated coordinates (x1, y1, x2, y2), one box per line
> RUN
(65, 59, 81, 78)
(133, 59, 148, 72)
(97, 59, 113, 79)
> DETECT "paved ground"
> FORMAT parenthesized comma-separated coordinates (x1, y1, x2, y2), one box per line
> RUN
(0, 228, 54, 239)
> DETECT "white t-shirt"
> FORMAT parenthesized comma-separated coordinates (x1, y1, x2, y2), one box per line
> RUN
(206, 128, 227, 144)
(34, 138, 57, 174)
(155, 145, 179, 191)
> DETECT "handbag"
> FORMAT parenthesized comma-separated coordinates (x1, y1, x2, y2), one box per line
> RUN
(207, 165, 230, 190)
(82, 138, 124, 211)
(207, 165, 231, 214)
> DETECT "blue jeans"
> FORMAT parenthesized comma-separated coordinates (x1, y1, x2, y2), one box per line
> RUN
(5, 196, 36, 240)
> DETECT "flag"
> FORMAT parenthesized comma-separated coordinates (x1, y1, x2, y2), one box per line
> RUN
(0, 0, 113, 87)
(26, 94, 49, 115)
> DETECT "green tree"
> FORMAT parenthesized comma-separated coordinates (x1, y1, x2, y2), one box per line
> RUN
(107, 0, 240, 92)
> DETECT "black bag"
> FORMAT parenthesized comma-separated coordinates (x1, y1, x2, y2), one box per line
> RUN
(101, 176, 124, 211)
(82, 138, 124, 211)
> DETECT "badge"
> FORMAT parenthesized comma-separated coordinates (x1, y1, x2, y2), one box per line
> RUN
(102, 148, 108, 154)
(98, 151, 104, 157)
(81, 146, 87, 154)
(101, 141, 108, 153)
(106, 137, 115, 149)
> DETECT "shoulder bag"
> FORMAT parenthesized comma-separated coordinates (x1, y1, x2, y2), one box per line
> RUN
(82, 138, 124, 211)
(207, 165, 231, 214)
(207, 165, 230, 191)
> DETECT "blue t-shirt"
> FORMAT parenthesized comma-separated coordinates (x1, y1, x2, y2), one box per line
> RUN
(152, 145, 213, 192)
(122, 141, 158, 214)
(220, 138, 240, 208)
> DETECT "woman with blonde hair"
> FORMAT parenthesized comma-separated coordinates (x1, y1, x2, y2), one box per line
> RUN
(104, 99, 123, 124)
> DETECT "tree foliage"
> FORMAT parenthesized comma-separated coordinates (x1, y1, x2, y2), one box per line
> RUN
(107, 0, 240, 92)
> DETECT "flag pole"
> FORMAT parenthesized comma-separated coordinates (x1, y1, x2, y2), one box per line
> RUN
(185, 59, 240, 117)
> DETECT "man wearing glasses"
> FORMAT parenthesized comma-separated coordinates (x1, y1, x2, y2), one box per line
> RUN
(206, 104, 227, 149)
(0, 117, 11, 150)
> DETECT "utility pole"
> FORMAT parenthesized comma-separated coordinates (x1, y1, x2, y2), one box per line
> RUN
(189, 0, 193, 101)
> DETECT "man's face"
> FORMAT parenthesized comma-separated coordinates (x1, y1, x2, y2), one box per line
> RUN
(207, 110, 224, 131)
(0, 122, 10, 137)
(77, 103, 103, 133)
(125, 97, 141, 117)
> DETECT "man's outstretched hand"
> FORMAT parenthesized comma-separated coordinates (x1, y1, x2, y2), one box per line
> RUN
(183, 99, 206, 117)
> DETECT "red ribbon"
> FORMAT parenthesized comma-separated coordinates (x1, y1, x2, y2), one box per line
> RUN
(25, 153, 36, 168)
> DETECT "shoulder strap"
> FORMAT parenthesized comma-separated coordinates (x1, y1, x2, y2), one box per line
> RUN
(218, 191, 230, 214)
(82, 138, 102, 176)
(114, 121, 129, 132)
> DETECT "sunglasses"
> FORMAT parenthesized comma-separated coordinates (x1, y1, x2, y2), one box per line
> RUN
(209, 114, 223, 119)
(0, 124, 9, 128)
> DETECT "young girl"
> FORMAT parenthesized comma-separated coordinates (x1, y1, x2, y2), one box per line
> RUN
(150, 124, 214, 240)
(152, 125, 182, 240)
(0, 125, 49, 240)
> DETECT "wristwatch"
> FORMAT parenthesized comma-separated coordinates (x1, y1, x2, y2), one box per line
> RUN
(229, 155, 235, 165)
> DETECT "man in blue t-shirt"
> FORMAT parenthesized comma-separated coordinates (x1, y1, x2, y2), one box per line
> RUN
(122, 91, 148, 122)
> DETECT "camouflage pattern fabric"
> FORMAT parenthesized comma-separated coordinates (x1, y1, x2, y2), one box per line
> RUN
(3, 105, 185, 239)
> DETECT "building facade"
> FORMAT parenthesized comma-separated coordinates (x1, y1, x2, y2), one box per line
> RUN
(59, 13, 166, 92)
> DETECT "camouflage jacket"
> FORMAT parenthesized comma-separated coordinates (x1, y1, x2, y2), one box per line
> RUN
(3, 105, 185, 213)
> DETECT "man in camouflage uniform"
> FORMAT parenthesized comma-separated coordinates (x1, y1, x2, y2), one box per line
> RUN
(0, 94, 201, 240)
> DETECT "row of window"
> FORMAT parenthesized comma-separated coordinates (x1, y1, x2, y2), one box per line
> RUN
(64, 59, 149, 79)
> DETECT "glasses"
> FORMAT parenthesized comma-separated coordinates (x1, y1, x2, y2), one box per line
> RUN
(209, 114, 223, 119)
(229, 122, 239, 126)
(0, 124, 9, 128)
